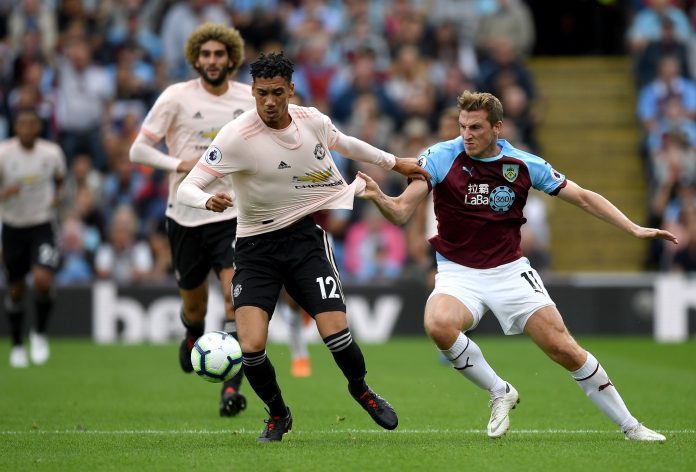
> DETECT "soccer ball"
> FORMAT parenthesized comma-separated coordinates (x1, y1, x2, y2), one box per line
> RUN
(190, 331, 243, 383)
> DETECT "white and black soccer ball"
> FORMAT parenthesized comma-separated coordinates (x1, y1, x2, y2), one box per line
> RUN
(190, 331, 243, 383)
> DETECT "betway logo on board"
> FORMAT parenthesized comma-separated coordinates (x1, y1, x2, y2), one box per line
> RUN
(92, 283, 216, 343)
(91, 282, 402, 344)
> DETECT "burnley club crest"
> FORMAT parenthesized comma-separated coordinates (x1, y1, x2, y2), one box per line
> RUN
(502, 164, 519, 182)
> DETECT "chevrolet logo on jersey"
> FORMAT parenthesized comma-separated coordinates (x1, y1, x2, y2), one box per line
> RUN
(292, 168, 343, 188)
(20, 175, 39, 184)
(293, 169, 334, 182)
(198, 128, 221, 140)
(502, 164, 519, 182)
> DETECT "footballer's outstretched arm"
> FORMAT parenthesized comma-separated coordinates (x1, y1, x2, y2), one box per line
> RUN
(332, 131, 430, 181)
(130, 133, 199, 173)
(357, 171, 430, 225)
(557, 180, 678, 244)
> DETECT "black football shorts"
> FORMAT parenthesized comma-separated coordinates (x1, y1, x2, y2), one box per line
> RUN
(166, 217, 237, 289)
(1, 222, 59, 283)
(232, 216, 346, 318)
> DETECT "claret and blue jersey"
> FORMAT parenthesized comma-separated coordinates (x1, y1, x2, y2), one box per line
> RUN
(419, 137, 567, 269)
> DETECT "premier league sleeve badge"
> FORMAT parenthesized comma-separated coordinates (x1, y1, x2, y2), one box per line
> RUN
(204, 145, 222, 165)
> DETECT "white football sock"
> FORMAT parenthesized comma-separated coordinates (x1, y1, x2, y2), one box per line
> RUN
(571, 351, 638, 431)
(441, 332, 506, 396)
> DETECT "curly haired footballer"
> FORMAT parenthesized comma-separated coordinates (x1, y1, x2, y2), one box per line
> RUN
(184, 22, 245, 77)
(131, 21, 256, 420)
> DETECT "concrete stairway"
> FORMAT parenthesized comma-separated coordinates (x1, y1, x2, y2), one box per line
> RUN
(528, 57, 648, 272)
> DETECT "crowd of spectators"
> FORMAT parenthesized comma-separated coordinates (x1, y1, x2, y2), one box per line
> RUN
(0, 0, 551, 286)
(630, 0, 696, 272)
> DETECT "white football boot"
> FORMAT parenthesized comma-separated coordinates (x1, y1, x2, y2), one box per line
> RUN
(487, 382, 520, 438)
(9, 345, 29, 368)
(29, 331, 50, 365)
(624, 423, 666, 442)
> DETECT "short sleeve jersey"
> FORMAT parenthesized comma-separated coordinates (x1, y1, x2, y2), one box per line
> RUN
(196, 105, 362, 237)
(0, 137, 66, 227)
(140, 79, 254, 227)
(419, 137, 567, 269)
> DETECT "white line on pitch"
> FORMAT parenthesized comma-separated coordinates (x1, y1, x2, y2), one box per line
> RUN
(0, 429, 693, 435)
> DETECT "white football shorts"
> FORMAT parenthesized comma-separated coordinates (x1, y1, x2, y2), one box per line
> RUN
(429, 257, 555, 335)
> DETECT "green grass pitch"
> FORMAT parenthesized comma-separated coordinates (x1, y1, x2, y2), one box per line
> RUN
(1, 336, 694, 471)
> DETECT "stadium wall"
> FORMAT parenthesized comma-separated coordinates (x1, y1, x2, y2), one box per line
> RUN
(0, 276, 694, 343)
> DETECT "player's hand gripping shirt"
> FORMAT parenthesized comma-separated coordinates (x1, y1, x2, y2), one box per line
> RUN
(0, 137, 66, 227)
(420, 137, 567, 269)
(139, 79, 254, 227)
(179, 105, 395, 236)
